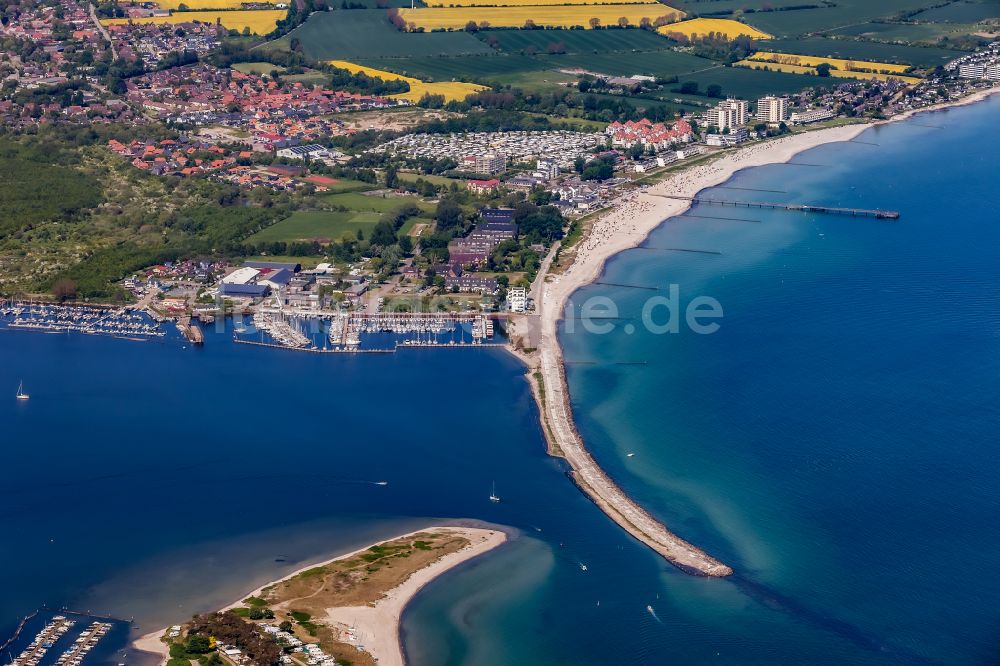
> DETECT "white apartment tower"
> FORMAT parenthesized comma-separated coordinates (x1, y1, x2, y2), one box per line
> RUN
(508, 286, 527, 313)
(756, 96, 789, 123)
(706, 99, 749, 131)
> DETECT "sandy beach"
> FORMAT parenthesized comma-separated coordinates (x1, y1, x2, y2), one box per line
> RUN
(514, 83, 1000, 577)
(133, 526, 506, 666)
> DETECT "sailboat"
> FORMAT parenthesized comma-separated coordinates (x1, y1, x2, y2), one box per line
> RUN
(489, 481, 501, 503)
(16, 380, 29, 400)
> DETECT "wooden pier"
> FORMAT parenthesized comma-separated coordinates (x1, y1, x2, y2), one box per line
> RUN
(654, 194, 900, 219)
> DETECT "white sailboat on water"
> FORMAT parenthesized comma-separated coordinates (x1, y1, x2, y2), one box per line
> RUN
(16, 380, 29, 400)
(489, 481, 501, 503)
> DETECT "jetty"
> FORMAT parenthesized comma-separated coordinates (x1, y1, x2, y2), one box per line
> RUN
(652, 194, 900, 219)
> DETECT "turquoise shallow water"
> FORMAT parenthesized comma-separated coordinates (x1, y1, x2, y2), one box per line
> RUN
(3, 96, 1000, 665)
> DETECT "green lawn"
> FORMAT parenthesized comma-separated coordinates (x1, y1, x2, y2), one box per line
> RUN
(398, 172, 457, 186)
(322, 192, 436, 214)
(250, 207, 432, 243)
(250, 210, 379, 243)
(313, 178, 378, 194)
(271, 10, 492, 61)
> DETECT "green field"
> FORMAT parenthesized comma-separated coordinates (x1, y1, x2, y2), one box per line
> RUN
(322, 191, 436, 214)
(761, 37, 970, 67)
(482, 27, 676, 54)
(313, 178, 378, 193)
(398, 172, 457, 186)
(913, 0, 1000, 22)
(744, 0, 948, 37)
(547, 49, 714, 77)
(250, 207, 430, 243)
(232, 62, 286, 74)
(671, 0, 821, 14)
(359, 48, 712, 86)
(671, 65, 827, 98)
(272, 10, 492, 61)
(828, 20, 983, 44)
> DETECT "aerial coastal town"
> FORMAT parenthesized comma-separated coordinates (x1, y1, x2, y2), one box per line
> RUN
(3, 0, 1000, 663)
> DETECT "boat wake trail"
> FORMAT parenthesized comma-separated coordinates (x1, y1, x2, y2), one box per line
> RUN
(731, 575, 939, 665)
(646, 604, 663, 625)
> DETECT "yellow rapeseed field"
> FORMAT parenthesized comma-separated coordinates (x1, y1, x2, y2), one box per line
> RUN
(657, 17, 771, 40)
(152, 0, 252, 9)
(328, 60, 488, 102)
(423, 0, 659, 6)
(735, 59, 921, 84)
(102, 10, 285, 34)
(747, 52, 912, 74)
(397, 4, 683, 30)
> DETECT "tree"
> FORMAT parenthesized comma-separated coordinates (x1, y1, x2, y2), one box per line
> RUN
(816, 62, 832, 77)
(52, 278, 77, 301)
(279, 621, 293, 633)
(679, 81, 698, 94)
(435, 200, 463, 230)
(385, 164, 398, 189)
(464, 20, 478, 32)
(573, 156, 586, 174)
(617, 16, 629, 28)
(706, 84, 723, 98)
(588, 17, 600, 28)
(186, 635, 212, 654)
(370, 220, 397, 247)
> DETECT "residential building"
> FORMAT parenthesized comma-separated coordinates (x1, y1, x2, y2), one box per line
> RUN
(534, 158, 560, 180)
(705, 99, 749, 131)
(481, 208, 515, 224)
(466, 153, 506, 175)
(756, 96, 789, 123)
(705, 127, 749, 147)
(789, 108, 835, 125)
(276, 144, 336, 161)
(959, 63, 986, 79)
(605, 118, 694, 151)
(509, 286, 527, 313)
(467, 178, 501, 195)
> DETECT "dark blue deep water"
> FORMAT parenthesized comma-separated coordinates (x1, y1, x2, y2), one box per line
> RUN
(4, 96, 1000, 666)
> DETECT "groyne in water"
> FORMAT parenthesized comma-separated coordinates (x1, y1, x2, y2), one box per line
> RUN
(533, 345, 734, 577)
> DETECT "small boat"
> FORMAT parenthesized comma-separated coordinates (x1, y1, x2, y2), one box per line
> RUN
(16, 380, 29, 400)
(579, 563, 588, 572)
(626, 452, 635, 458)
(489, 481, 501, 503)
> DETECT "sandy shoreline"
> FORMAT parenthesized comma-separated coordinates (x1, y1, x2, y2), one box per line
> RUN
(132, 526, 506, 666)
(515, 84, 1000, 577)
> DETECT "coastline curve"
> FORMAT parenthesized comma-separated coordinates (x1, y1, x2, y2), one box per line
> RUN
(520, 85, 1000, 577)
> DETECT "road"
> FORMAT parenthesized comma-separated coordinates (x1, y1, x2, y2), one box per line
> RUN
(89, 3, 117, 61)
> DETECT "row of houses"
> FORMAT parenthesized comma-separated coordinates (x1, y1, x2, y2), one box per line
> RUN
(605, 118, 694, 150)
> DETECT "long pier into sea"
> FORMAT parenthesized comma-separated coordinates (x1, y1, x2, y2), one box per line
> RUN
(653, 194, 900, 219)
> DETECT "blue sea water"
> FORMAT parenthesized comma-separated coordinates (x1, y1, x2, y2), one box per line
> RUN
(3, 95, 1000, 666)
